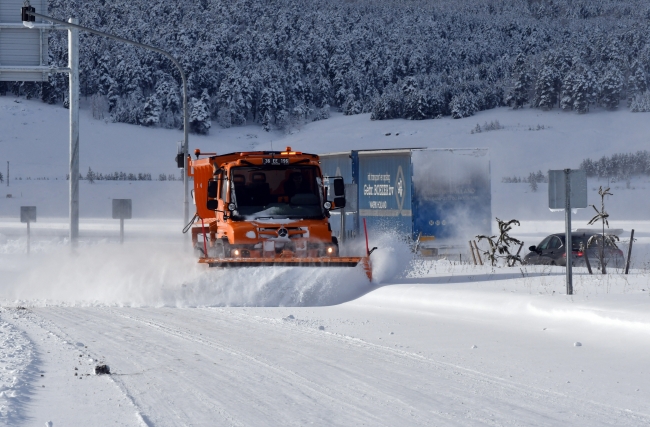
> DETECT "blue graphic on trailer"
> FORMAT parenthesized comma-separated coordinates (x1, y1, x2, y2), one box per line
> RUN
(358, 151, 412, 236)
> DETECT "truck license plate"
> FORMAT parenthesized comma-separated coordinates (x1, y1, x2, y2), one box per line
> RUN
(263, 158, 289, 165)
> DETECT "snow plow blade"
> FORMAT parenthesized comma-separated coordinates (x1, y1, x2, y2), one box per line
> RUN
(198, 256, 373, 280)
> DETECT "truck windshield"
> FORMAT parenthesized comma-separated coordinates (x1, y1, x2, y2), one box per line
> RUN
(229, 166, 325, 220)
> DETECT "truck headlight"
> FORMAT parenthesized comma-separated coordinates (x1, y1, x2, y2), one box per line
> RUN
(323, 201, 332, 209)
(228, 203, 236, 211)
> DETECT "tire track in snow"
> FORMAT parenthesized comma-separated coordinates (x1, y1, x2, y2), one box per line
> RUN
(38, 307, 406, 426)
(34, 308, 246, 427)
(105, 307, 648, 427)
(104, 308, 436, 427)
(201, 307, 650, 427)
(35, 306, 650, 426)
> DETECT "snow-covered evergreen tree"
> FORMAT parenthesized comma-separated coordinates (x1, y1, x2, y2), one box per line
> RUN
(534, 65, 560, 110)
(141, 95, 161, 127)
(86, 167, 96, 184)
(401, 77, 428, 120)
(630, 91, 650, 112)
(258, 87, 274, 131)
(600, 66, 623, 110)
(560, 71, 577, 111)
(190, 90, 212, 134)
(627, 63, 647, 107)
(450, 92, 477, 119)
(572, 67, 598, 114)
(506, 71, 531, 109)
(342, 93, 362, 116)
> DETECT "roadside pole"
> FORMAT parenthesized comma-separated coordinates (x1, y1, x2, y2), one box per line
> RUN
(69, 18, 79, 247)
(625, 229, 635, 274)
(564, 169, 572, 295)
(112, 199, 132, 244)
(21, 206, 37, 255)
(549, 169, 587, 296)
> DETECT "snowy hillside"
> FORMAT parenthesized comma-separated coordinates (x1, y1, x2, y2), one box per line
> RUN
(2, 95, 650, 221)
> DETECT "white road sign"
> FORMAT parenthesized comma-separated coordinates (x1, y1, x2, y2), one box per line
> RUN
(548, 169, 587, 210)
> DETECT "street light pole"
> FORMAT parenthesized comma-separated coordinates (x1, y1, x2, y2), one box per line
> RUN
(25, 9, 190, 229)
(69, 18, 79, 245)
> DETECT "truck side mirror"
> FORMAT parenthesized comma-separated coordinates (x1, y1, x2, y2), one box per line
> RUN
(207, 200, 219, 210)
(207, 180, 218, 198)
(332, 177, 346, 209)
(333, 178, 345, 197)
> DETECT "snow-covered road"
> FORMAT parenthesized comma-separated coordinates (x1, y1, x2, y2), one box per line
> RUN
(1, 216, 649, 426)
(4, 273, 650, 426)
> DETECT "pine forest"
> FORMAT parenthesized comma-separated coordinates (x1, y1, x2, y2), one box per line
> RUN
(4, 0, 650, 134)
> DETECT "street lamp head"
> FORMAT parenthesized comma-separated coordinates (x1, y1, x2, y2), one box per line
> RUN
(22, 2, 36, 24)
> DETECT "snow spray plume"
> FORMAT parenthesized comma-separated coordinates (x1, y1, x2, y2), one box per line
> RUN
(1, 239, 372, 307)
(168, 265, 370, 307)
(364, 229, 414, 284)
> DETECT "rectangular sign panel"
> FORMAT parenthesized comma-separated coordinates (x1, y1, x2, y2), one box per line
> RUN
(20, 206, 36, 223)
(0, 0, 49, 82)
(548, 169, 587, 209)
(112, 199, 132, 219)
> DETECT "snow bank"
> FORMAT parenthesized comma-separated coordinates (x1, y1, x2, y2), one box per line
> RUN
(0, 311, 35, 424)
(354, 259, 650, 334)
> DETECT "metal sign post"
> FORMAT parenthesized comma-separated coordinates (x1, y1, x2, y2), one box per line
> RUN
(549, 169, 587, 295)
(112, 199, 132, 244)
(564, 169, 573, 294)
(20, 206, 36, 254)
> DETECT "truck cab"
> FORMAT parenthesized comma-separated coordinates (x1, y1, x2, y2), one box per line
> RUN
(187, 147, 355, 266)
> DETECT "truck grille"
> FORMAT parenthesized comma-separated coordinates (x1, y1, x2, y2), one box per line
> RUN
(257, 227, 308, 239)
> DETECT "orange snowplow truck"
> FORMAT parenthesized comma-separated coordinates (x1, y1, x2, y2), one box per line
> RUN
(183, 147, 373, 280)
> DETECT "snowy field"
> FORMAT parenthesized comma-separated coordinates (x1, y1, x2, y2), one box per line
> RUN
(2, 96, 650, 425)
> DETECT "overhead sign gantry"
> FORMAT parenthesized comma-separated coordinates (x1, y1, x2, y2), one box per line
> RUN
(1, 2, 191, 246)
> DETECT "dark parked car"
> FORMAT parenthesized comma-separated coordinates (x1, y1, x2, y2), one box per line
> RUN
(523, 232, 625, 268)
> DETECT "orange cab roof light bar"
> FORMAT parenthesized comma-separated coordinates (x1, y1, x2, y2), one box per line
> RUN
(280, 146, 302, 155)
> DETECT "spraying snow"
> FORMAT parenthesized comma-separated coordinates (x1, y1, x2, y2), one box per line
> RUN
(0, 235, 383, 307)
